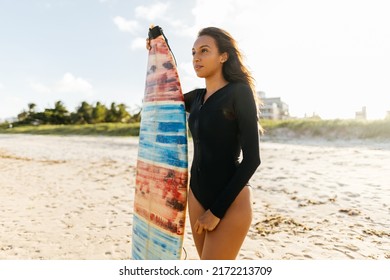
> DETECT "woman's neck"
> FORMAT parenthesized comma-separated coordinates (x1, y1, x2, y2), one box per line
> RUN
(205, 75, 228, 96)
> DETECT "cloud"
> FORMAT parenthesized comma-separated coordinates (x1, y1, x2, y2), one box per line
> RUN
(168, 19, 196, 37)
(130, 37, 147, 50)
(29, 73, 93, 95)
(56, 73, 93, 94)
(135, 2, 169, 21)
(0, 82, 4, 90)
(113, 2, 170, 34)
(113, 16, 140, 34)
(114, 2, 175, 50)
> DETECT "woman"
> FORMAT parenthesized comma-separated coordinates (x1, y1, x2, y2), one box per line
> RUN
(184, 27, 261, 259)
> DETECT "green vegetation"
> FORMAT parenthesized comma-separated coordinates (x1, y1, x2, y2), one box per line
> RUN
(0, 122, 140, 137)
(11, 101, 140, 126)
(1, 118, 389, 139)
(260, 119, 390, 140)
(1, 102, 389, 140)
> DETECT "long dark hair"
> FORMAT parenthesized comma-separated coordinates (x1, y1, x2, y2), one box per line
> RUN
(198, 27, 259, 103)
(198, 27, 263, 133)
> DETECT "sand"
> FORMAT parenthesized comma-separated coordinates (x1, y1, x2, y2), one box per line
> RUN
(0, 134, 389, 260)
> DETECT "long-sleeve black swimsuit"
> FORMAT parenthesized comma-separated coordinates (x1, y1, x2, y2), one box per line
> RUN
(184, 82, 261, 219)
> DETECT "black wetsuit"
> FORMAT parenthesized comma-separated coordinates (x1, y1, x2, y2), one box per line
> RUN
(184, 82, 261, 219)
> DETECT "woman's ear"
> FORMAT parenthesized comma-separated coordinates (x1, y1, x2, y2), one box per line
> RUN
(220, 52, 229, 63)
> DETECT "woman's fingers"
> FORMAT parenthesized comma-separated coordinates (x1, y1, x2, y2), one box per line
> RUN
(146, 38, 151, 50)
(194, 220, 203, 234)
(194, 210, 221, 234)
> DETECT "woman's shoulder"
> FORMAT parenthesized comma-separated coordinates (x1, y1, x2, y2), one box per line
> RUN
(184, 88, 205, 111)
(184, 88, 205, 102)
(185, 88, 206, 96)
(228, 82, 253, 99)
(230, 82, 252, 92)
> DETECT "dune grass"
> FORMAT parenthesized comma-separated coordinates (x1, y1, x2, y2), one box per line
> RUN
(0, 123, 140, 137)
(260, 119, 390, 139)
(1, 119, 389, 139)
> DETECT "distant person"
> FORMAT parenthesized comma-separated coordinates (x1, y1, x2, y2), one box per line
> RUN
(147, 27, 261, 259)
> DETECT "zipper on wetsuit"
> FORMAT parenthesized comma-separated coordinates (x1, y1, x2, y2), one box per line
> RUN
(194, 118, 201, 172)
(194, 92, 205, 173)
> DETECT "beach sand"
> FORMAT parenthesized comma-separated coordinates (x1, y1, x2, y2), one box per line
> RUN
(0, 134, 389, 259)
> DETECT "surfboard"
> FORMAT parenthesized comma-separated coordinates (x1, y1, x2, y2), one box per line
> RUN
(132, 26, 188, 260)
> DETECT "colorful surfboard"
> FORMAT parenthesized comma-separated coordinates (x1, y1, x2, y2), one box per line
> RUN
(132, 26, 188, 260)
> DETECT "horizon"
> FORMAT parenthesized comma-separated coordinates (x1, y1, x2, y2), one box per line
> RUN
(1, 0, 390, 121)
(1, 97, 389, 123)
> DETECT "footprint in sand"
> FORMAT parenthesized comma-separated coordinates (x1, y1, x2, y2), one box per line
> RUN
(255, 215, 312, 236)
(339, 208, 361, 216)
(363, 229, 390, 237)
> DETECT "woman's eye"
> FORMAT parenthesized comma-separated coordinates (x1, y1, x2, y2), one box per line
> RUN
(201, 49, 208, 53)
(192, 51, 195, 56)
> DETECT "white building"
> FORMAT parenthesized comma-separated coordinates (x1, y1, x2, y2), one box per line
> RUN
(355, 106, 367, 120)
(257, 91, 289, 120)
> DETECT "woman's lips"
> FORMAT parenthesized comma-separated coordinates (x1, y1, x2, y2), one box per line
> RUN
(194, 64, 203, 71)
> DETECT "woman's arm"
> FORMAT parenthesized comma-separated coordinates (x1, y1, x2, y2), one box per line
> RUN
(210, 84, 261, 219)
(183, 89, 198, 113)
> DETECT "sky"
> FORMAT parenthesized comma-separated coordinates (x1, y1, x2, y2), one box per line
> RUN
(1, 0, 390, 121)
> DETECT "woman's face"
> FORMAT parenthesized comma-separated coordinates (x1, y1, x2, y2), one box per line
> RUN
(192, 35, 227, 79)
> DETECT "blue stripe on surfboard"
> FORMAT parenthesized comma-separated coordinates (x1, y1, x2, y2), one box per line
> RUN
(138, 102, 187, 168)
(142, 103, 185, 113)
(141, 133, 186, 145)
(158, 122, 186, 133)
(141, 103, 186, 123)
(140, 122, 186, 134)
(156, 134, 186, 144)
(132, 214, 182, 260)
(138, 139, 187, 168)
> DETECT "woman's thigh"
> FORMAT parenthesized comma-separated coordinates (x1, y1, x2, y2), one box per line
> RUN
(188, 189, 206, 257)
(201, 186, 253, 260)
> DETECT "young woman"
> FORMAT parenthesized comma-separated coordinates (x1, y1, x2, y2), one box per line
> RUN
(184, 27, 261, 259)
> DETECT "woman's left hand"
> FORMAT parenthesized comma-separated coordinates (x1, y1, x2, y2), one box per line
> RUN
(194, 210, 221, 234)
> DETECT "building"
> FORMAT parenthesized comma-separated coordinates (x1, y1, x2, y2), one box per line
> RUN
(355, 106, 367, 120)
(257, 91, 289, 120)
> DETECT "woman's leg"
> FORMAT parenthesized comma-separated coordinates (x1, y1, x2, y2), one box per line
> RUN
(200, 186, 253, 260)
(188, 189, 206, 258)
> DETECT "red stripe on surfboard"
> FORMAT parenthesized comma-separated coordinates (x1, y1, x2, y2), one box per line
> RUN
(144, 36, 183, 102)
(136, 160, 187, 190)
(148, 37, 169, 55)
(134, 159, 187, 235)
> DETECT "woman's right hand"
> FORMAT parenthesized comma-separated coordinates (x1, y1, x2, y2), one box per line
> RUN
(146, 38, 151, 50)
(146, 24, 154, 50)
(194, 210, 221, 234)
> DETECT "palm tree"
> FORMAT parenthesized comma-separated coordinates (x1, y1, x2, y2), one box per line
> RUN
(27, 103, 37, 114)
(92, 102, 108, 123)
(74, 101, 93, 124)
(52, 101, 70, 124)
